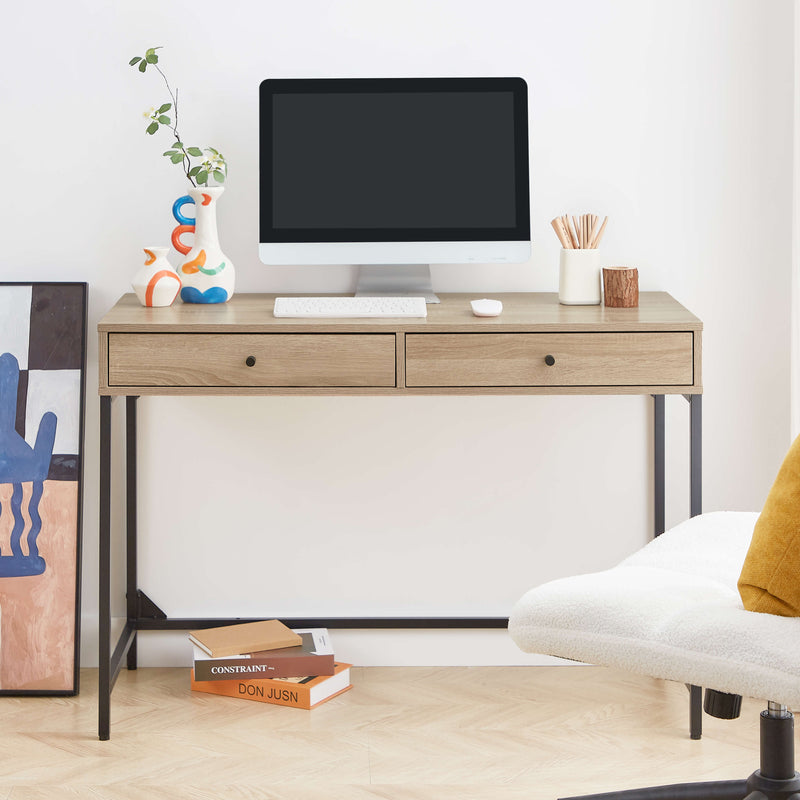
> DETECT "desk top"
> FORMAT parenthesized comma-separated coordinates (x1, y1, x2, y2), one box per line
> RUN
(99, 292, 702, 334)
(98, 292, 701, 396)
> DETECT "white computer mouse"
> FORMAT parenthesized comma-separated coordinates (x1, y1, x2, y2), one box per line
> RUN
(470, 298, 503, 317)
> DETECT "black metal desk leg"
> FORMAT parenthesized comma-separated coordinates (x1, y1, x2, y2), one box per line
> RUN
(689, 394, 702, 518)
(653, 395, 665, 537)
(126, 396, 138, 670)
(685, 393, 703, 739)
(689, 683, 703, 740)
(99, 395, 112, 741)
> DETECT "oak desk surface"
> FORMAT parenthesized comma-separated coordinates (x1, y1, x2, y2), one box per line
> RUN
(98, 292, 702, 397)
(99, 291, 701, 333)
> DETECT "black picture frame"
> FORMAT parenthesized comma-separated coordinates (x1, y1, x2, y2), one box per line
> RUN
(0, 282, 87, 695)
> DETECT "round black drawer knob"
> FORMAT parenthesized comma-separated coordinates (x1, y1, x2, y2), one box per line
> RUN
(544, 355, 556, 366)
(245, 356, 256, 367)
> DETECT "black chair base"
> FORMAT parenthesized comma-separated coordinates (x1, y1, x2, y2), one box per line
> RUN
(559, 708, 800, 800)
(560, 774, 800, 799)
(560, 779, 747, 799)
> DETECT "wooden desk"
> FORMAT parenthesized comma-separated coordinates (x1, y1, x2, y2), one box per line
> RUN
(97, 292, 702, 738)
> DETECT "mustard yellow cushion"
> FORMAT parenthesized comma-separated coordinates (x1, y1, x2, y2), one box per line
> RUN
(738, 434, 800, 616)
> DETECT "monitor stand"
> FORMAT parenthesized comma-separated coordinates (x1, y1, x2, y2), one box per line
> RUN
(355, 264, 440, 304)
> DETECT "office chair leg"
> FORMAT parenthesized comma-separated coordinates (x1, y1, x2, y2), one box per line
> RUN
(742, 705, 800, 800)
(559, 779, 748, 799)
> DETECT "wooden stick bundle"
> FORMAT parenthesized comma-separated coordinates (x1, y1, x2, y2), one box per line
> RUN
(550, 212, 608, 249)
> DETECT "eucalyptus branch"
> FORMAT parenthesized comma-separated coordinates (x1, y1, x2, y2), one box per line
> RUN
(128, 47, 227, 188)
(151, 65, 195, 186)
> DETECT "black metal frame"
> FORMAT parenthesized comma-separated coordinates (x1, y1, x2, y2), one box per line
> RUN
(653, 393, 704, 739)
(0, 281, 87, 697)
(98, 392, 702, 740)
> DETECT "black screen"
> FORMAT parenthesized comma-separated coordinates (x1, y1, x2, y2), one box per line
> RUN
(260, 78, 529, 243)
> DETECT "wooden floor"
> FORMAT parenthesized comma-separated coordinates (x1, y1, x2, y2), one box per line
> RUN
(0, 665, 768, 799)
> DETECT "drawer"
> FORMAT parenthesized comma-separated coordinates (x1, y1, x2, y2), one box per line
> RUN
(107, 333, 397, 388)
(405, 332, 694, 387)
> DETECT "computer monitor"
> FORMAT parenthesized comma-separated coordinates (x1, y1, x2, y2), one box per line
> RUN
(259, 77, 531, 302)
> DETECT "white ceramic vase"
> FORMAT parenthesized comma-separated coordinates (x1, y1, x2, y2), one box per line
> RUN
(131, 247, 181, 307)
(176, 187, 235, 304)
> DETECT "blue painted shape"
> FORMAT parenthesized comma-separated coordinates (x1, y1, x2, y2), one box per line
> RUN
(172, 194, 196, 225)
(9, 482, 24, 557)
(180, 286, 229, 304)
(0, 353, 55, 578)
(0, 353, 57, 483)
(27, 480, 44, 559)
(0, 554, 45, 577)
(0, 480, 47, 576)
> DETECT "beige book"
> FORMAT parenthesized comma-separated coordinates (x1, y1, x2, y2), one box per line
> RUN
(189, 620, 302, 658)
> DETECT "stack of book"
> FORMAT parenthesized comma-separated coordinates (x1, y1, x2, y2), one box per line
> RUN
(188, 619, 351, 709)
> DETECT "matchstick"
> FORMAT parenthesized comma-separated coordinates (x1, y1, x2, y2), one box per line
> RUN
(591, 216, 609, 249)
(559, 218, 573, 249)
(551, 218, 570, 249)
(588, 216, 601, 248)
(571, 216, 582, 249)
(564, 216, 579, 249)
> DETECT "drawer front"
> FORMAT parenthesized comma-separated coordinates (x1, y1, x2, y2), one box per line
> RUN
(405, 332, 694, 387)
(108, 333, 397, 387)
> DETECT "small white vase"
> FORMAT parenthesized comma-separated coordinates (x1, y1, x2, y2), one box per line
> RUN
(131, 247, 181, 307)
(558, 249, 601, 305)
(176, 187, 235, 304)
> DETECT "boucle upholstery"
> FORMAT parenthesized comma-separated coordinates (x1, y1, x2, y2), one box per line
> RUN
(508, 512, 800, 708)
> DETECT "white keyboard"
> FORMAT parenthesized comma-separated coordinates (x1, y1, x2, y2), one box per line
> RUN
(273, 296, 427, 318)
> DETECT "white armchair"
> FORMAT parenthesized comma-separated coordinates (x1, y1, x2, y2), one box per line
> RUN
(509, 512, 800, 800)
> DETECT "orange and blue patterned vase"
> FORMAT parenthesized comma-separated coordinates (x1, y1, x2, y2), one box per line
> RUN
(171, 186, 235, 303)
(131, 246, 181, 307)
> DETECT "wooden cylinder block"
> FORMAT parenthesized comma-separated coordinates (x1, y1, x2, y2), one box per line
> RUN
(603, 267, 639, 308)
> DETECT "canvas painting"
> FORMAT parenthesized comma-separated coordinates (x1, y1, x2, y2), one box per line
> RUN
(0, 283, 86, 694)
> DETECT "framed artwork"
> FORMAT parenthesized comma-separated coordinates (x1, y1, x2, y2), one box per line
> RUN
(0, 283, 86, 694)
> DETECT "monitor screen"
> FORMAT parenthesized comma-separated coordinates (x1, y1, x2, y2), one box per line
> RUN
(259, 77, 531, 297)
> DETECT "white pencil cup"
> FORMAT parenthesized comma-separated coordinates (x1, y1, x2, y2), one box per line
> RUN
(558, 249, 601, 305)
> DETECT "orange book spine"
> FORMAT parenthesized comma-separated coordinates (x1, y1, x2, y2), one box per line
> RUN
(190, 665, 351, 710)
(192, 675, 313, 708)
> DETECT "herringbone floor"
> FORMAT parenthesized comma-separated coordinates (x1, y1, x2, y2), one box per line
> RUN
(0, 666, 767, 799)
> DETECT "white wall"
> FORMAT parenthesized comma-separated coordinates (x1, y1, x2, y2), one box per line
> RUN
(1, 0, 793, 669)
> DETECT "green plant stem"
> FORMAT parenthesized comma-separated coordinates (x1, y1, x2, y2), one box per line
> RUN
(153, 63, 196, 187)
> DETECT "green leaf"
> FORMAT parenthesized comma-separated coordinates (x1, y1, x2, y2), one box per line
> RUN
(213, 170, 226, 183)
(188, 166, 201, 176)
(129, 56, 142, 66)
(172, 141, 183, 148)
(196, 170, 209, 185)
(206, 147, 219, 155)
(157, 103, 172, 114)
(138, 60, 147, 73)
(186, 147, 203, 157)
(170, 153, 185, 164)
(146, 121, 159, 135)
(158, 115, 171, 125)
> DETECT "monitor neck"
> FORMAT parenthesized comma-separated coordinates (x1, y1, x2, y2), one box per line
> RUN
(354, 264, 439, 303)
